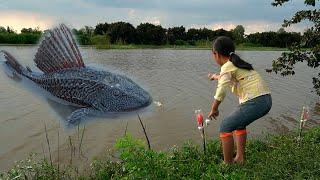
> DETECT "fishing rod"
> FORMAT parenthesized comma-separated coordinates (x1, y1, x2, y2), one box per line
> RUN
(298, 106, 310, 143)
(195, 109, 216, 155)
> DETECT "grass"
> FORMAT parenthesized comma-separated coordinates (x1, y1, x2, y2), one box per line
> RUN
(1, 127, 320, 179)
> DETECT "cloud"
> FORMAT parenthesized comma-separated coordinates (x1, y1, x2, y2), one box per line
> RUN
(128, 9, 136, 17)
(143, 17, 161, 26)
(190, 20, 308, 34)
(0, 0, 312, 33)
(0, 10, 54, 32)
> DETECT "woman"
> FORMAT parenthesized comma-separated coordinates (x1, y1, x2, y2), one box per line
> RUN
(207, 36, 272, 164)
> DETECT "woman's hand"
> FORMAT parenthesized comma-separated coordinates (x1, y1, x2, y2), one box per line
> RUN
(208, 109, 219, 119)
(208, 73, 220, 81)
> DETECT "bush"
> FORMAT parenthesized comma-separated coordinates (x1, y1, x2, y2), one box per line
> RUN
(0, 153, 77, 180)
(187, 40, 196, 46)
(90, 35, 111, 49)
(174, 40, 187, 46)
(195, 39, 211, 48)
(0, 33, 41, 44)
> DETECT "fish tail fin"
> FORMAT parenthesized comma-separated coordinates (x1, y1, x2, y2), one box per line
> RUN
(1, 50, 24, 74)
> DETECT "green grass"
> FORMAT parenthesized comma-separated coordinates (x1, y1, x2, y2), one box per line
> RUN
(1, 127, 320, 179)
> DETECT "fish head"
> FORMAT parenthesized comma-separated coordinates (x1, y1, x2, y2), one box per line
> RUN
(98, 73, 152, 112)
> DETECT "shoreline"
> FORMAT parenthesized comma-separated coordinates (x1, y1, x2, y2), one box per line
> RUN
(0, 44, 288, 51)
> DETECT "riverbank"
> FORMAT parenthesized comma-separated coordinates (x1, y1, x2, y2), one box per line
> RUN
(1, 127, 320, 179)
(0, 43, 288, 51)
(93, 44, 288, 51)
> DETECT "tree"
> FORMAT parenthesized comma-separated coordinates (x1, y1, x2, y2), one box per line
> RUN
(94, 23, 110, 35)
(267, 0, 320, 95)
(167, 26, 186, 44)
(82, 26, 94, 37)
(21, 27, 42, 34)
(232, 25, 245, 44)
(109, 22, 136, 44)
(0, 26, 6, 33)
(73, 27, 94, 45)
(136, 23, 166, 45)
(187, 28, 201, 41)
(199, 28, 216, 41)
(277, 27, 286, 34)
(215, 29, 234, 40)
(6, 26, 15, 34)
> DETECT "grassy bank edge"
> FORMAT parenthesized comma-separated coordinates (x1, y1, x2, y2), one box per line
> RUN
(1, 127, 320, 179)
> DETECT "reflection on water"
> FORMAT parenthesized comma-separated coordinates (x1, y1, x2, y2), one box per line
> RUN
(0, 46, 319, 170)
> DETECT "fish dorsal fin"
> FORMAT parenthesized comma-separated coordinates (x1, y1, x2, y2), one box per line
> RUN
(34, 24, 85, 73)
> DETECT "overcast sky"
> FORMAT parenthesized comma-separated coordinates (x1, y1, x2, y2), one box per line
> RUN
(0, 0, 315, 34)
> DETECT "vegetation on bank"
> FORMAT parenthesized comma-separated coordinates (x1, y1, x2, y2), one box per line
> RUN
(0, 42, 288, 51)
(0, 21, 305, 50)
(1, 127, 320, 179)
(84, 41, 288, 51)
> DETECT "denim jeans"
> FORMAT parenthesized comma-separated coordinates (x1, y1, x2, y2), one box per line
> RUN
(220, 94, 272, 133)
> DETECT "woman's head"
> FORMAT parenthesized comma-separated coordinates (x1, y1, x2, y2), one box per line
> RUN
(212, 36, 253, 70)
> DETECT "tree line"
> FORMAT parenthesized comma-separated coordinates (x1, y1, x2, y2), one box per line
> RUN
(0, 22, 306, 48)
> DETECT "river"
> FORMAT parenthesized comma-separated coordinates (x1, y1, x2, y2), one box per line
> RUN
(0, 46, 319, 170)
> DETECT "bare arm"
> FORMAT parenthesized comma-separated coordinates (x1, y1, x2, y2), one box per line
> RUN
(208, 99, 221, 119)
(208, 73, 220, 81)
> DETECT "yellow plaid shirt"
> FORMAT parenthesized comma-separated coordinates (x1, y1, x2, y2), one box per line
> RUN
(214, 61, 270, 104)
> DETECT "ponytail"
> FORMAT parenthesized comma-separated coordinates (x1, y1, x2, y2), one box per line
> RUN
(229, 52, 254, 70)
(213, 36, 254, 71)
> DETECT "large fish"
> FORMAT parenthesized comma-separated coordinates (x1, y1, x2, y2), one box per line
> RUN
(1, 24, 152, 125)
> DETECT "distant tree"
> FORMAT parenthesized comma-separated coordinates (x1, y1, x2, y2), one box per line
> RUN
(21, 27, 42, 34)
(278, 31, 301, 48)
(215, 29, 234, 40)
(277, 27, 286, 34)
(199, 28, 215, 41)
(0, 26, 7, 33)
(167, 26, 186, 44)
(186, 28, 202, 45)
(74, 27, 94, 45)
(187, 28, 213, 40)
(21, 28, 33, 33)
(71, 28, 79, 35)
(267, 0, 320, 95)
(187, 28, 201, 41)
(246, 31, 301, 48)
(94, 23, 110, 35)
(6, 26, 15, 34)
(136, 23, 166, 45)
(81, 26, 94, 37)
(232, 25, 245, 44)
(109, 22, 136, 44)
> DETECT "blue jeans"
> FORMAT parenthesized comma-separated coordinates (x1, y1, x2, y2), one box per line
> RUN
(220, 94, 272, 133)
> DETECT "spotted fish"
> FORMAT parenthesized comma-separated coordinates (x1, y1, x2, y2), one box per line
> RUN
(1, 24, 152, 125)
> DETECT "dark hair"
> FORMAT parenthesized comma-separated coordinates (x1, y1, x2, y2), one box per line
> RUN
(213, 36, 253, 70)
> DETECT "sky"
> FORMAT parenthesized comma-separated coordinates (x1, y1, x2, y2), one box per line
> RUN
(0, 0, 315, 34)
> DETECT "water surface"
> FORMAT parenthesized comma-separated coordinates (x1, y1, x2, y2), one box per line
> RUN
(0, 46, 319, 170)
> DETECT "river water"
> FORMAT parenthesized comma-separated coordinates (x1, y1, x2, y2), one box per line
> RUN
(0, 46, 319, 170)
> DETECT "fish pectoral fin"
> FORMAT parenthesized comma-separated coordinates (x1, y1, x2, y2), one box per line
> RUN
(67, 108, 95, 126)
